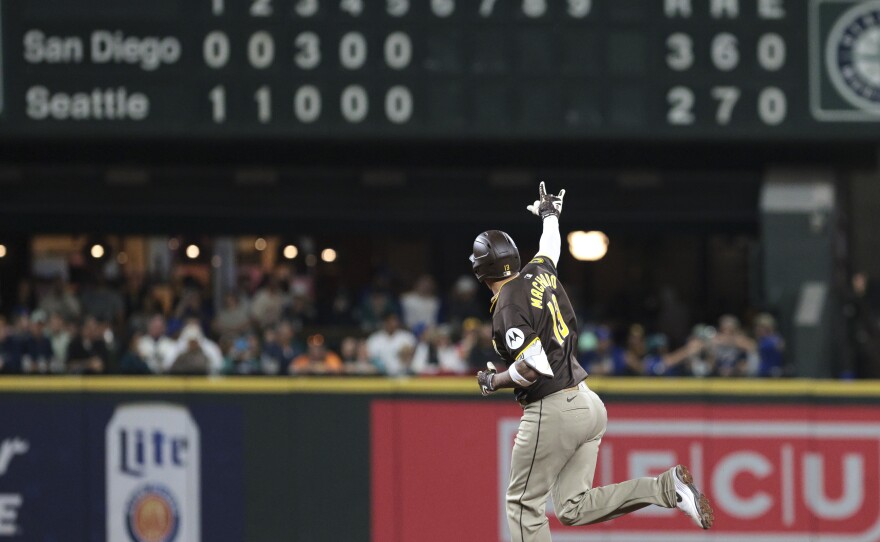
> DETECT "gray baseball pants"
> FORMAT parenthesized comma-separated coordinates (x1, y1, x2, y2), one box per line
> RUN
(506, 382, 677, 542)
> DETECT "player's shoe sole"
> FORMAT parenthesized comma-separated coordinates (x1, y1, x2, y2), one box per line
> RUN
(671, 465, 714, 529)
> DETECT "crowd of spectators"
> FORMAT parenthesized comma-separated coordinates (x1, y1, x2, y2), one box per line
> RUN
(0, 270, 786, 378)
(581, 313, 785, 378)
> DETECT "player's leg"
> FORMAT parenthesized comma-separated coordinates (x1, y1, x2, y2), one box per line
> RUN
(506, 399, 584, 542)
(552, 437, 676, 525)
(551, 389, 677, 526)
(506, 401, 554, 542)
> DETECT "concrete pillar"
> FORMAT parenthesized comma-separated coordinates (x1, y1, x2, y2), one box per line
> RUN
(212, 237, 237, 312)
(760, 170, 837, 378)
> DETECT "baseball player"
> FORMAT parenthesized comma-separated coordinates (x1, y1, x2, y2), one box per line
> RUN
(472, 182, 713, 542)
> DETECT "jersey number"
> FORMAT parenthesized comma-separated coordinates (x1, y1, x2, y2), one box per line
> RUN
(547, 294, 570, 345)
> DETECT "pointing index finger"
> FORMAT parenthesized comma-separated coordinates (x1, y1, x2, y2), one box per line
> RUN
(539, 181, 547, 199)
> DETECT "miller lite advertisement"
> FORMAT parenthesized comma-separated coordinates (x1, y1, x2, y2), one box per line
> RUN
(106, 404, 201, 542)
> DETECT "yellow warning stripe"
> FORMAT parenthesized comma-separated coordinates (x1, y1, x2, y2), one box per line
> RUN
(0, 376, 878, 397)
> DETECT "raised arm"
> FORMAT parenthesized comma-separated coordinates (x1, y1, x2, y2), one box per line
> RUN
(537, 216, 561, 266)
(526, 181, 565, 267)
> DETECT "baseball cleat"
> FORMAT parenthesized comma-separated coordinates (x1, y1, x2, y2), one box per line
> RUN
(670, 465, 713, 529)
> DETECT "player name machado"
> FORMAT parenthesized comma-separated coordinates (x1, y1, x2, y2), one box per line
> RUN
(26, 86, 150, 121)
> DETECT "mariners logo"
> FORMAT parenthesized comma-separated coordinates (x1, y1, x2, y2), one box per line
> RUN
(826, 0, 880, 112)
(126, 484, 180, 542)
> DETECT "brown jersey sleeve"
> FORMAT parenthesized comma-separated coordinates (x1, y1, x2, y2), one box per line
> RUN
(493, 302, 540, 364)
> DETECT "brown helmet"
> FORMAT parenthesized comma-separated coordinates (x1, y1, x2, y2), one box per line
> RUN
(469, 230, 521, 283)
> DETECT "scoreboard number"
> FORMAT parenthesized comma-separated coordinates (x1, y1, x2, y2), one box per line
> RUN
(247, 31, 275, 69)
(758, 33, 786, 71)
(522, 0, 547, 18)
(479, 0, 498, 17)
(294, 85, 322, 123)
(7, 0, 877, 140)
(758, 87, 787, 125)
(294, 32, 321, 70)
(340, 32, 367, 70)
(385, 86, 413, 124)
(295, 0, 318, 17)
(666, 33, 694, 71)
(567, 0, 591, 18)
(250, 0, 273, 17)
(711, 33, 740, 71)
(386, 0, 409, 17)
(711, 86, 741, 125)
(255, 86, 272, 123)
(209, 85, 226, 123)
(667, 87, 695, 125)
(668, 86, 788, 127)
(431, 0, 454, 18)
(384, 32, 411, 70)
(203, 31, 230, 69)
(340, 0, 363, 17)
(341, 85, 368, 123)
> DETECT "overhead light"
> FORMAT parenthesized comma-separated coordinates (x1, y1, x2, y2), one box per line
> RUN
(90, 244, 105, 259)
(283, 245, 299, 259)
(568, 231, 609, 262)
(255, 237, 268, 251)
(0, 244, 6, 258)
(186, 244, 200, 259)
(321, 248, 337, 263)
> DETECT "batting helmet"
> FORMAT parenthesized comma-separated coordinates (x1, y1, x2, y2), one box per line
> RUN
(470, 230, 521, 283)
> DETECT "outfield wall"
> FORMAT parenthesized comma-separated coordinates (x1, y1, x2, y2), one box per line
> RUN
(0, 377, 878, 542)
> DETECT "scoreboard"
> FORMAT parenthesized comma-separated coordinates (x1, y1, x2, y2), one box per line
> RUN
(1, 0, 879, 141)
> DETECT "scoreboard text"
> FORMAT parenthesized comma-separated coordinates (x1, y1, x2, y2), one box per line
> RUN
(2, 0, 879, 140)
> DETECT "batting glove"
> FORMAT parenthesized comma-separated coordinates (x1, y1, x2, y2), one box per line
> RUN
(477, 362, 498, 396)
(526, 181, 565, 220)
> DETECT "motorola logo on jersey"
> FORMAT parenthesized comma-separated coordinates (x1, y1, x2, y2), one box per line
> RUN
(505, 328, 524, 350)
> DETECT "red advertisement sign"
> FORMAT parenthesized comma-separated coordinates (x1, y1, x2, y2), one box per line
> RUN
(371, 400, 880, 542)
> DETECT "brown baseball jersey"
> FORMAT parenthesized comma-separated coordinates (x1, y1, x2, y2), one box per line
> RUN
(490, 256, 587, 404)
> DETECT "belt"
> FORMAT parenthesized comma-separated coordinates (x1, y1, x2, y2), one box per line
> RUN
(561, 380, 588, 393)
(519, 379, 588, 406)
